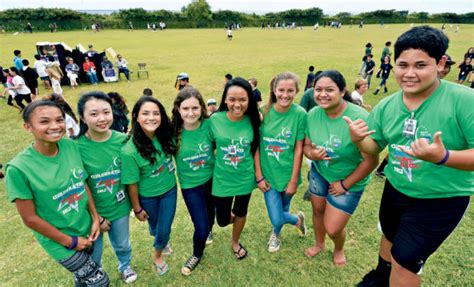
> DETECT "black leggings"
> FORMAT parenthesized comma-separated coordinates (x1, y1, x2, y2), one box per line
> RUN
(214, 193, 252, 227)
(14, 93, 32, 110)
(59, 250, 109, 287)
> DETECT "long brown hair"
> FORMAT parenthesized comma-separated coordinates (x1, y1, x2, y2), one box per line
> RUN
(263, 72, 300, 117)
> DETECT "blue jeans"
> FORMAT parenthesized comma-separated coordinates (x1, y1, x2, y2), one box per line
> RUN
(87, 72, 98, 84)
(91, 214, 132, 272)
(308, 164, 363, 215)
(119, 67, 130, 80)
(263, 187, 298, 235)
(181, 180, 214, 258)
(139, 186, 177, 250)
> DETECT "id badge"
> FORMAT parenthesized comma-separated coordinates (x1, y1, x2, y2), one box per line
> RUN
(116, 189, 125, 203)
(403, 118, 417, 139)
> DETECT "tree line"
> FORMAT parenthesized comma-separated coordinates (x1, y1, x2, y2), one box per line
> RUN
(0, 1, 472, 32)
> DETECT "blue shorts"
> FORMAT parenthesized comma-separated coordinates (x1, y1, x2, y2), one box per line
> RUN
(308, 164, 363, 215)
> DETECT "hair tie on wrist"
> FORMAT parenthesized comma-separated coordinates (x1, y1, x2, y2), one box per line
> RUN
(134, 208, 144, 215)
(436, 149, 450, 165)
(99, 217, 105, 224)
(65, 236, 78, 250)
(340, 180, 349, 192)
(256, 177, 265, 184)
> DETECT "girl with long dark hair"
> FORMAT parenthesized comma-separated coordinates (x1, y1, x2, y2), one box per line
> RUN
(121, 96, 176, 275)
(210, 77, 261, 260)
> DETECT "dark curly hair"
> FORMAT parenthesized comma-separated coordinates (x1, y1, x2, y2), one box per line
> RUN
(130, 96, 175, 165)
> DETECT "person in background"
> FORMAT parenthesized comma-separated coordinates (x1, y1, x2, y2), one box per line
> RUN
(248, 77, 262, 107)
(21, 59, 39, 99)
(207, 98, 218, 116)
(83, 57, 98, 85)
(13, 50, 24, 71)
(65, 57, 80, 89)
(143, 88, 153, 97)
(305, 65, 316, 91)
(175, 73, 190, 90)
(46, 58, 64, 95)
(116, 54, 131, 81)
(373, 56, 394, 95)
(351, 78, 371, 110)
(8, 67, 32, 111)
(363, 54, 376, 88)
(34, 54, 51, 90)
(457, 56, 472, 85)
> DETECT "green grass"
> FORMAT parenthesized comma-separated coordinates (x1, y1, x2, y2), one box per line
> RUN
(0, 24, 473, 286)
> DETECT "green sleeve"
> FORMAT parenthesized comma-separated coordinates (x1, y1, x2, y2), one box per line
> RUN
(297, 111, 307, 141)
(299, 91, 311, 112)
(5, 165, 33, 202)
(120, 148, 140, 185)
(367, 107, 388, 150)
(457, 94, 474, 148)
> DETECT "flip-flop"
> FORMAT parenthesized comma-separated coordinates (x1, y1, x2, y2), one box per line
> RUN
(232, 243, 248, 260)
(154, 261, 169, 276)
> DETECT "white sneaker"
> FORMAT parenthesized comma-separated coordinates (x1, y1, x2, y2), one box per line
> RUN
(267, 232, 281, 253)
(121, 266, 138, 283)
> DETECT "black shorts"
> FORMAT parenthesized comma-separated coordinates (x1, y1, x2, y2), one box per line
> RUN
(379, 180, 469, 274)
(214, 193, 251, 227)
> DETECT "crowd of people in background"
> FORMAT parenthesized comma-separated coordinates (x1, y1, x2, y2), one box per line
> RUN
(1, 25, 473, 287)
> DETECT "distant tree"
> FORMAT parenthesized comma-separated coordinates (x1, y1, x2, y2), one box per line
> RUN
(182, 0, 213, 22)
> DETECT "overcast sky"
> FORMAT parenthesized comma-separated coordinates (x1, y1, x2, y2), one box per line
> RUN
(0, 0, 472, 15)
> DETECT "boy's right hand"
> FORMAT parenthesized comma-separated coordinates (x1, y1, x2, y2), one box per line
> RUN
(343, 116, 375, 143)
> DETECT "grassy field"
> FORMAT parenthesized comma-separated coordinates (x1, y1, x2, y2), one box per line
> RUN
(0, 24, 472, 286)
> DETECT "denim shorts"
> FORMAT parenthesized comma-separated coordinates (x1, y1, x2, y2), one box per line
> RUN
(308, 164, 363, 215)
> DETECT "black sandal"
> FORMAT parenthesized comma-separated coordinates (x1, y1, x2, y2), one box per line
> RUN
(233, 243, 248, 260)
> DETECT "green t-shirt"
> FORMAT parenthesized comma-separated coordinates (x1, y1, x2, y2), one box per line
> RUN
(175, 119, 215, 189)
(306, 103, 371, 192)
(76, 131, 131, 221)
(210, 112, 255, 197)
(121, 136, 176, 197)
(260, 104, 307, 191)
(6, 139, 91, 261)
(368, 80, 474, 198)
(299, 88, 317, 112)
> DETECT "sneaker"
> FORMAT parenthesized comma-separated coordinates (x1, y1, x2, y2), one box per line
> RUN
(267, 232, 281, 253)
(181, 255, 201, 276)
(162, 244, 173, 256)
(375, 170, 385, 178)
(206, 231, 213, 245)
(121, 266, 138, 283)
(356, 269, 389, 287)
(297, 211, 307, 237)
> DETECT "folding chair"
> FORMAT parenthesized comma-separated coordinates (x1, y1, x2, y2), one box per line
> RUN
(137, 63, 149, 79)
